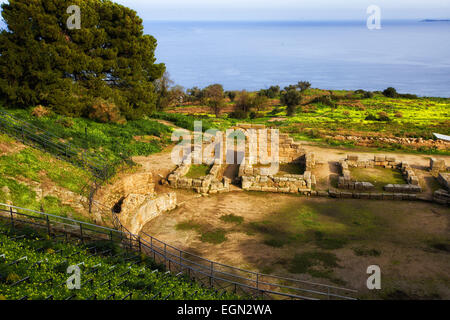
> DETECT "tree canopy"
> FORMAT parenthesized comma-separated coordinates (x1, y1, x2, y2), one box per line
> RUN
(0, 0, 165, 119)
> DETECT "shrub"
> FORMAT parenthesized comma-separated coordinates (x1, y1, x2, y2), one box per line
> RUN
(377, 111, 391, 122)
(383, 87, 398, 98)
(55, 117, 74, 128)
(311, 96, 336, 108)
(31, 105, 51, 118)
(89, 99, 126, 124)
(365, 114, 378, 121)
(6, 273, 20, 284)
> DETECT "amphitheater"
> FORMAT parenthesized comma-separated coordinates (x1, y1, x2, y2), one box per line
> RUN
(1, 116, 449, 300)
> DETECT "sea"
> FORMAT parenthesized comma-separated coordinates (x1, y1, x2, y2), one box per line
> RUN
(144, 20, 450, 97)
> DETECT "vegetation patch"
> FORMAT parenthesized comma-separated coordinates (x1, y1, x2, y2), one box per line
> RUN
(200, 229, 227, 244)
(353, 246, 382, 257)
(349, 167, 405, 191)
(185, 164, 211, 179)
(244, 200, 385, 250)
(175, 221, 202, 231)
(220, 214, 244, 225)
(288, 251, 341, 283)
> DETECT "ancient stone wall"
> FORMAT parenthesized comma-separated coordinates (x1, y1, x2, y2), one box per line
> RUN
(430, 158, 447, 177)
(438, 172, 450, 190)
(167, 158, 230, 194)
(121, 192, 177, 234)
(337, 155, 421, 193)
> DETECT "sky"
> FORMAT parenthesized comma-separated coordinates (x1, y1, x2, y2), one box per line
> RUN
(0, 0, 449, 21)
(113, 0, 450, 21)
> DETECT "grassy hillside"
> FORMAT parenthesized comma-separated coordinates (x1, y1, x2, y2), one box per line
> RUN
(0, 134, 93, 221)
(3, 109, 174, 166)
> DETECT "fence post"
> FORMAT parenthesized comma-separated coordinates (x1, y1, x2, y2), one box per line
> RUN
(138, 236, 142, 253)
(46, 215, 51, 236)
(79, 223, 84, 244)
(10, 206, 14, 231)
(256, 273, 259, 290)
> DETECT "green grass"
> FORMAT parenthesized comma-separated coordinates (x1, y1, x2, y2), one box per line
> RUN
(288, 251, 343, 284)
(352, 246, 382, 257)
(3, 108, 173, 166)
(244, 200, 385, 250)
(220, 214, 244, 225)
(0, 138, 94, 221)
(176, 220, 228, 245)
(349, 167, 405, 191)
(200, 229, 227, 244)
(277, 163, 305, 175)
(0, 223, 240, 300)
(185, 164, 210, 179)
(0, 146, 92, 194)
(175, 221, 202, 231)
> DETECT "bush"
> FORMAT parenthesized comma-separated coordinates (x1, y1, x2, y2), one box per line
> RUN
(31, 106, 51, 118)
(55, 117, 74, 128)
(365, 114, 378, 121)
(383, 87, 398, 98)
(89, 99, 126, 124)
(377, 111, 391, 122)
(311, 96, 336, 108)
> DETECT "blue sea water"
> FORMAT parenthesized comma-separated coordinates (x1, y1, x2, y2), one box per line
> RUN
(144, 20, 450, 97)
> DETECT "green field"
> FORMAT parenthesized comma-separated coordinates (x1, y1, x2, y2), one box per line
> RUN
(167, 89, 450, 155)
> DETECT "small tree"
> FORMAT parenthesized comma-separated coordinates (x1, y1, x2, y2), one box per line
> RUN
(383, 87, 398, 98)
(297, 81, 312, 92)
(203, 84, 224, 102)
(207, 98, 225, 118)
(281, 90, 302, 116)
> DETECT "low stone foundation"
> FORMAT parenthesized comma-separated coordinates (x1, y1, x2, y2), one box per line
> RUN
(337, 155, 421, 193)
(239, 152, 316, 194)
(329, 189, 418, 201)
(433, 189, 450, 206)
(437, 172, 450, 190)
(167, 159, 230, 194)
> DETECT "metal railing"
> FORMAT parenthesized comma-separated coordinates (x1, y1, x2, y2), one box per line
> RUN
(0, 108, 113, 180)
(0, 203, 358, 300)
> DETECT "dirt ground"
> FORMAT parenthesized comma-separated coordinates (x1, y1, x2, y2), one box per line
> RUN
(142, 192, 450, 299)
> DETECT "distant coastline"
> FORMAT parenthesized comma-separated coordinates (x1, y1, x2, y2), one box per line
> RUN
(421, 19, 450, 22)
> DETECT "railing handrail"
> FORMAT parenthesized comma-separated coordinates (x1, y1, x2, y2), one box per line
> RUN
(140, 231, 357, 293)
(0, 202, 357, 300)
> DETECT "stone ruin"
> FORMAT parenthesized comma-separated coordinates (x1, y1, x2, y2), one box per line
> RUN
(430, 158, 447, 177)
(166, 123, 317, 195)
(103, 172, 177, 234)
(337, 154, 422, 193)
(237, 124, 317, 194)
(167, 157, 231, 194)
(433, 172, 450, 206)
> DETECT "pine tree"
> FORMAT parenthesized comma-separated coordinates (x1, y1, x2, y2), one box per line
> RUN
(0, 0, 165, 119)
